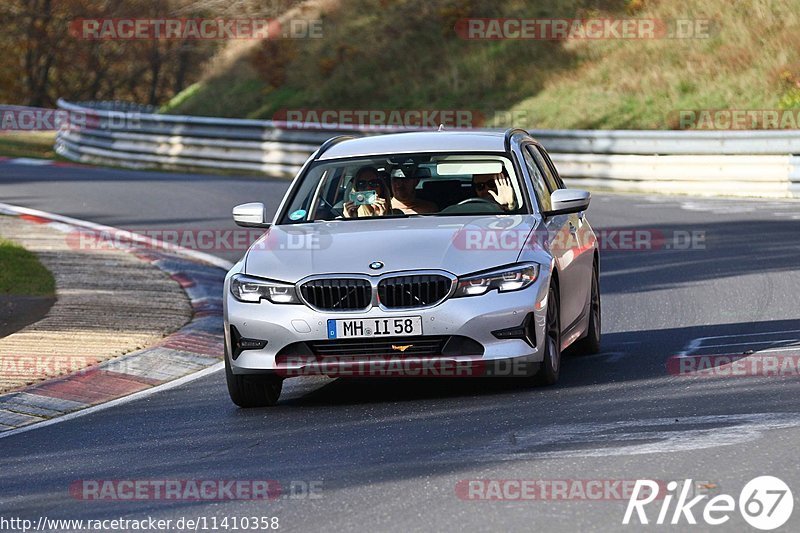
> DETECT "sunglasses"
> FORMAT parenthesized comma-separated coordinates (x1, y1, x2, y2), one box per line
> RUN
(355, 179, 382, 189)
(473, 181, 495, 191)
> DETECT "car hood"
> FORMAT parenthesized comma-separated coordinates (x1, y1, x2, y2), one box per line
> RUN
(244, 215, 538, 281)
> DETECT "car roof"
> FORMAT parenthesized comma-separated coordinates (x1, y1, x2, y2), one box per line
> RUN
(317, 131, 514, 160)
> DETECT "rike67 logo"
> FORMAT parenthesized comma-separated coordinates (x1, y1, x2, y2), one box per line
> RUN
(623, 476, 794, 530)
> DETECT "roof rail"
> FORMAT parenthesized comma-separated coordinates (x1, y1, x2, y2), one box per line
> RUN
(315, 135, 356, 159)
(503, 128, 529, 151)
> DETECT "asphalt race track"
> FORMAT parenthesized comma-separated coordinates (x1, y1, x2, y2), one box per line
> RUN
(1, 162, 800, 531)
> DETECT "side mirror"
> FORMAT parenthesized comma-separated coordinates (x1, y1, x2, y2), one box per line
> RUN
(233, 202, 270, 228)
(544, 189, 591, 217)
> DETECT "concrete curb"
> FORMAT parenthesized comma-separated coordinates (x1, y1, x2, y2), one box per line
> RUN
(0, 203, 234, 436)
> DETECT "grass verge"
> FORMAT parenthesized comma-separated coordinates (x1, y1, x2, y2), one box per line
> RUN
(0, 132, 57, 159)
(0, 236, 56, 296)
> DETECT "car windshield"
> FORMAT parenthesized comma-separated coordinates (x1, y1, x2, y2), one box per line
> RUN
(278, 152, 527, 224)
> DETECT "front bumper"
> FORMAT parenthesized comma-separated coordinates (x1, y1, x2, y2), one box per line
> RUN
(223, 270, 550, 378)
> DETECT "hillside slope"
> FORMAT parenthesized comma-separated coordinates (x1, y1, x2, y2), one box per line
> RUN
(162, 0, 800, 129)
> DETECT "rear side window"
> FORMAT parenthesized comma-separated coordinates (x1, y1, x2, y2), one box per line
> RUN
(528, 145, 559, 192)
(521, 146, 551, 212)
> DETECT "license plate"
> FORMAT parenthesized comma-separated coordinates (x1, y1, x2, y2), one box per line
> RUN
(327, 316, 423, 339)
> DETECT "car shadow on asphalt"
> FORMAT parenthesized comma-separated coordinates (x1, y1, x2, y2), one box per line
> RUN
(275, 318, 800, 408)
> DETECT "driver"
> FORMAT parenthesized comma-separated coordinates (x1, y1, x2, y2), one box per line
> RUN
(471, 171, 517, 211)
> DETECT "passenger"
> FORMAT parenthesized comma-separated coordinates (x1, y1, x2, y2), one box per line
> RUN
(390, 168, 438, 214)
(342, 166, 392, 218)
(472, 171, 517, 211)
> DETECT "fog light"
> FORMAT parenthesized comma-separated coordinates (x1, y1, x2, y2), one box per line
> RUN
(491, 313, 536, 347)
(230, 326, 268, 360)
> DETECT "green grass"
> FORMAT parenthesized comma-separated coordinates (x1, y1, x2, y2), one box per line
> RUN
(162, 0, 800, 130)
(0, 237, 56, 296)
(0, 132, 57, 159)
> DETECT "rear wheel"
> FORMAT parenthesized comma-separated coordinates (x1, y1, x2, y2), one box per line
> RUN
(225, 351, 282, 407)
(531, 284, 561, 386)
(572, 263, 601, 356)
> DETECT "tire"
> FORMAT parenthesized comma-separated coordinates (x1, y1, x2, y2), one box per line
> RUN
(531, 283, 561, 386)
(225, 351, 283, 407)
(572, 263, 601, 356)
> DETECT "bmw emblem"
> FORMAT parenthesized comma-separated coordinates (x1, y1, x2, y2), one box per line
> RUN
(369, 261, 384, 270)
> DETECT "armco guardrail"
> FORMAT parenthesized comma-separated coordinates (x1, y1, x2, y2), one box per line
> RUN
(55, 100, 800, 198)
(527, 129, 800, 155)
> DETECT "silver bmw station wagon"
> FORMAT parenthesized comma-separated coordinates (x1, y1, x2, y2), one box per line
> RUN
(224, 129, 600, 407)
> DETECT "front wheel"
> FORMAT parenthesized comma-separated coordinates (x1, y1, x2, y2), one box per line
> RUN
(225, 352, 283, 407)
(530, 284, 561, 386)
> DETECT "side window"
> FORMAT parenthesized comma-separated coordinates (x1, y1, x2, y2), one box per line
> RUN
(529, 145, 559, 192)
(521, 146, 552, 212)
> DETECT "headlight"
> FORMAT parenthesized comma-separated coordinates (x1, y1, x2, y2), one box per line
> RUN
(230, 274, 301, 304)
(453, 263, 539, 297)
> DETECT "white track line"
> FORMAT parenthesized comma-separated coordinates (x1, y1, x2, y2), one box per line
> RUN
(692, 329, 800, 342)
(699, 339, 800, 349)
(465, 413, 800, 460)
(676, 330, 800, 357)
(751, 346, 800, 354)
